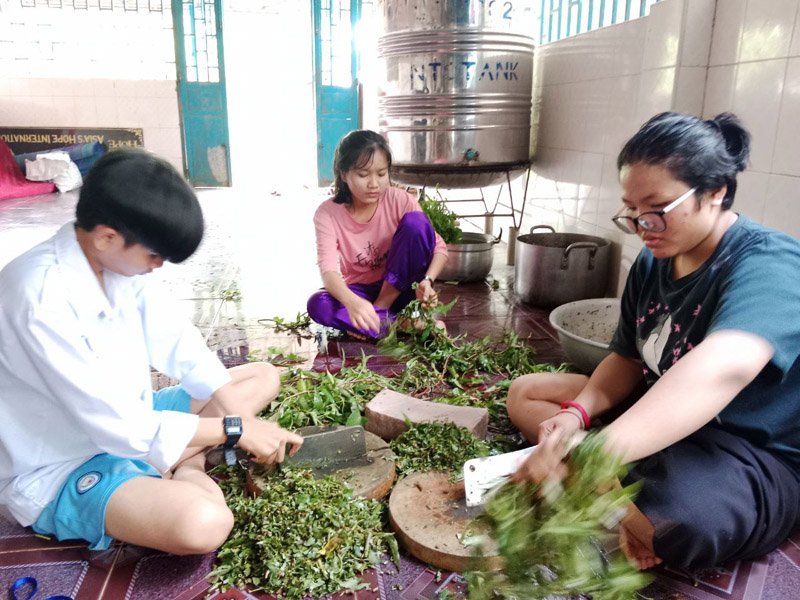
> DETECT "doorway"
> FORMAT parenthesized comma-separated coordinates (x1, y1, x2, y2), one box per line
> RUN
(312, 0, 361, 185)
(172, 0, 232, 187)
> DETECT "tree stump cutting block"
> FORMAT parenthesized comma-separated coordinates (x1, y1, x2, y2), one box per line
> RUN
(389, 471, 502, 573)
(365, 389, 488, 441)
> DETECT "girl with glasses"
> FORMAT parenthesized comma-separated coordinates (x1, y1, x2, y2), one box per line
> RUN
(507, 112, 800, 573)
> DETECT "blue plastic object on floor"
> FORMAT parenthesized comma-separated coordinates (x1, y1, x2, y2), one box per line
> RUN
(13, 142, 106, 177)
(9, 576, 72, 600)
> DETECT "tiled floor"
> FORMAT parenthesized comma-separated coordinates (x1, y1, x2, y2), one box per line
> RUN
(2, 189, 799, 600)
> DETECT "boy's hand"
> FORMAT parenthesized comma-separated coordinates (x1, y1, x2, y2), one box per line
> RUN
(239, 418, 304, 464)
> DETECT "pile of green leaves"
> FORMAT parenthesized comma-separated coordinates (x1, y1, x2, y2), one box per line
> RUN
(465, 434, 653, 599)
(382, 300, 539, 379)
(389, 421, 491, 477)
(419, 193, 463, 244)
(263, 358, 392, 429)
(380, 300, 565, 427)
(210, 467, 399, 599)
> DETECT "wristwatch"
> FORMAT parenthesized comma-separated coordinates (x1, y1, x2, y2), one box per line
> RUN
(421, 275, 434, 285)
(222, 415, 243, 466)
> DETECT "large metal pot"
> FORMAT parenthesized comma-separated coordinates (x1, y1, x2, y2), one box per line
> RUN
(438, 232, 500, 282)
(514, 225, 611, 308)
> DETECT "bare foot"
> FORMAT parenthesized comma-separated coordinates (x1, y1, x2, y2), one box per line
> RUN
(398, 317, 446, 333)
(619, 505, 663, 570)
(346, 330, 369, 341)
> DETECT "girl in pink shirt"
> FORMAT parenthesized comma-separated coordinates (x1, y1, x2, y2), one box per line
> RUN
(307, 130, 448, 338)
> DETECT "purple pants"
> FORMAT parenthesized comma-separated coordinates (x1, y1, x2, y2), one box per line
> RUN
(307, 211, 436, 338)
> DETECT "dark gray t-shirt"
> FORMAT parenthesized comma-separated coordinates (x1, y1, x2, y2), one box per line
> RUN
(610, 214, 800, 470)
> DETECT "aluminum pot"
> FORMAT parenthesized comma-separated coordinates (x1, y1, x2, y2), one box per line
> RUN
(438, 232, 500, 282)
(514, 225, 611, 308)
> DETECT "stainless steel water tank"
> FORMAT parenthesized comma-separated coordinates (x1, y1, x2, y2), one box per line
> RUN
(377, 0, 536, 188)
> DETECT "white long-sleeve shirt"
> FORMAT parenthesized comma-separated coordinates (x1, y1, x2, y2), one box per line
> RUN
(0, 223, 231, 526)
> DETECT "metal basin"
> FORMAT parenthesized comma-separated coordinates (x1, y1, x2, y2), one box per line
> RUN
(438, 232, 499, 282)
(549, 298, 620, 373)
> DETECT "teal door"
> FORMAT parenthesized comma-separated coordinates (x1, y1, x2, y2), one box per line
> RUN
(313, 0, 360, 185)
(172, 0, 232, 186)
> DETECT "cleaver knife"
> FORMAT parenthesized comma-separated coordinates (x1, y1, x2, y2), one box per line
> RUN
(282, 424, 371, 476)
(463, 445, 536, 507)
(207, 424, 370, 475)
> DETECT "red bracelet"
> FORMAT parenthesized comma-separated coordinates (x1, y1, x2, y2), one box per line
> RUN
(560, 401, 590, 429)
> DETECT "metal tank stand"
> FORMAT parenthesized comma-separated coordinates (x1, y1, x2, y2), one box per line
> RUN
(416, 161, 532, 265)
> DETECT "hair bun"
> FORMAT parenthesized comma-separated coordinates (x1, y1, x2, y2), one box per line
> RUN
(711, 113, 751, 172)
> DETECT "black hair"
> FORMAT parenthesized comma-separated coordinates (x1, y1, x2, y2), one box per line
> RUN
(332, 130, 392, 204)
(617, 112, 751, 209)
(75, 147, 204, 263)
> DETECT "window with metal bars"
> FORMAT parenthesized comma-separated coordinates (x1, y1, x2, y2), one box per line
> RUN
(17, 0, 164, 13)
(319, 0, 355, 87)
(537, 0, 662, 45)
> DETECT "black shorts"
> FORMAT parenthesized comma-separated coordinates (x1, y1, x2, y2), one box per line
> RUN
(622, 425, 800, 570)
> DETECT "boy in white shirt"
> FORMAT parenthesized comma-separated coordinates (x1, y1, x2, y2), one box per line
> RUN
(0, 148, 302, 555)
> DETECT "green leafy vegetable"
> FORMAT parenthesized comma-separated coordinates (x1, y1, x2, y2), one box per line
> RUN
(258, 312, 314, 340)
(221, 289, 242, 301)
(248, 346, 306, 367)
(465, 433, 653, 599)
(380, 299, 566, 442)
(419, 192, 463, 244)
(263, 357, 391, 429)
(390, 421, 490, 477)
(210, 467, 398, 599)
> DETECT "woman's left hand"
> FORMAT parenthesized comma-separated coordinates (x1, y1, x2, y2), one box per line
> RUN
(511, 429, 587, 486)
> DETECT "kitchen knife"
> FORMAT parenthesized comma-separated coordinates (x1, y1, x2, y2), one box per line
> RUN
(463, 445, 536, 507)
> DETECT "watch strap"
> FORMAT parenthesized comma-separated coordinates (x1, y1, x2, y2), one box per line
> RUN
(222, 416, 243, 467)
(224, 447, 239, 467)
(223, 415, 243, 447)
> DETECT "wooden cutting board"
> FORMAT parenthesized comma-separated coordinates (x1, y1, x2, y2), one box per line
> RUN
(247, 429, 396, 501)
(389, 471, 502, 573)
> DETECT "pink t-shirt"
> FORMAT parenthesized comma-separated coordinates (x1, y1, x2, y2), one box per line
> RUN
(314, 186, 448, 285)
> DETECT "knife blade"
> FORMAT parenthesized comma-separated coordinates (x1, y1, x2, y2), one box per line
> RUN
(463, 445, 536, 507)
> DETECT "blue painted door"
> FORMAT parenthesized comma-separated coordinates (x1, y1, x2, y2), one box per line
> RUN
(313, 0, 360, 185)
(172, 0, 232, 186)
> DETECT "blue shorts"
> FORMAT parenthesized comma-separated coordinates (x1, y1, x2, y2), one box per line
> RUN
(31, 385, 193, 550)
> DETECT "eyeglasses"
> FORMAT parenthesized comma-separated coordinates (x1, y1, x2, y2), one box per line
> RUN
(611, 187, 697, 234)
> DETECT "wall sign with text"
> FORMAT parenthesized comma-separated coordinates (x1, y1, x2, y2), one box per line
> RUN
(0, 127, 144, 155)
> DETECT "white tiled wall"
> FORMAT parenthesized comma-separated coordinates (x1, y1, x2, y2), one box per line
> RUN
(524, 0, 800, 294)
(0, 3, 183, 169)
(0, 77, 183, 171)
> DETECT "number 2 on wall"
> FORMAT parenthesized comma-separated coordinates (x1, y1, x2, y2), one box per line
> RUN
(487, 1, 514, 20)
